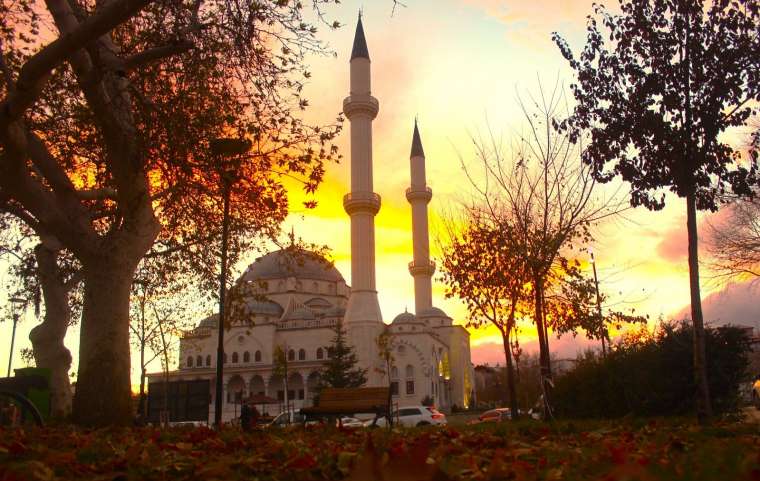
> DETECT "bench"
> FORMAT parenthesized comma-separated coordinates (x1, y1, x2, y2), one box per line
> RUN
(300, 387, 390, 426)
(0, 375, 47, 426)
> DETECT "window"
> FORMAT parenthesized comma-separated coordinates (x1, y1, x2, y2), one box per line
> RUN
(405, 364, 414, 378)
(298, 349, 306, 361)
(288, 390, 295, 400)
(391, 366, 398, 379)
(187, 356, 193, 368)
(406, 380, 415, 395)
(390, 381, 399, 396)
(316, 348, 324, 360)
(243, 351, 250, 363)
(232, 352, 239, 363)
(397, 345, 405, 355)
(288, 349, 295, 361)
(196, 355, 202, 367)
(298, 389, 305, 400)
(277, 390, 284, 401)
(223, 353, 227, 364)
(206, 355, 211, 367)
(255, 350, 261, 362)
(399, 408, 420, 417)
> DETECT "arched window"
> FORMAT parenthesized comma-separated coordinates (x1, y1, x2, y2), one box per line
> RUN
(397, 345, 405, 355)
(206, 355, 211, 367)
(316, 348, 324, 360)
(243, 351, 250, 363)
(391, 366, 399, 379)
(405, 364, 414, 378)
(196, 355, 202, 367)
(298, 349, 306, 361)
(255, 350, 261, 362)
(232, 352, 239, 363)
(187, 356, 193, 368)
(288, 349, 295, 361)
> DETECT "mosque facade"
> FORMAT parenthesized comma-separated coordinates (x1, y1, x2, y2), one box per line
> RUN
(148, 17, 473, 422)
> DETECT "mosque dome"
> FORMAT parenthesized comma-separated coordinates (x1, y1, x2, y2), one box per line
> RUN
(417, 307, 450, 319)
(240, 249, 344, 283)
(243, 299, 284, 317)
(392, 311, 418, 324)
(198, 314, 218, 329)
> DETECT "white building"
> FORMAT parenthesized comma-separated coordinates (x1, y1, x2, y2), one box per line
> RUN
(148, 17, 474, 422)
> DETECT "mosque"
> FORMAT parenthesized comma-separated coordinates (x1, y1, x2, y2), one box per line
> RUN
(148, 17, 473, 422)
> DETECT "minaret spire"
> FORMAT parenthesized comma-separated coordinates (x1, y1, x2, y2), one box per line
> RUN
(406, 119, 435, 315)
(351, 13, 370, 61)
(342, 15, 383, 385)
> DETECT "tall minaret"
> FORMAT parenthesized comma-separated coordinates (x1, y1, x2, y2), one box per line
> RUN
(407, 121, 435, 314)
(343, 15, 383, 383)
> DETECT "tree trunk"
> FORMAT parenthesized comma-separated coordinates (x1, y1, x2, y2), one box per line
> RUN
(28, 244, 73, 419)
(686, 191, 713, 422)
(501, 331, 519, 420)
(72, 263, 136, 426)
(533, 276, 553, 418)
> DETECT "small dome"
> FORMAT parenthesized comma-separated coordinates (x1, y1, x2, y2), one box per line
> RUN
(198, 314, 219, 329)
(283, 307, 315, 321)
(417, 307, 450, 319)
(244, 299, 283, 316)
(392, 311, 418, 324)
(241, 249, 344, 283)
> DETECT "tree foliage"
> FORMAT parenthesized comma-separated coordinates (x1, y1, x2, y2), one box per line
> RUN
(553, 0, 760, 421)
(318, 320, 367, 390)
(1, 0, 342, 425)
(708, 192, 760, 279)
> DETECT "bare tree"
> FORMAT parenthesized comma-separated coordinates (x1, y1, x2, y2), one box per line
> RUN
(459, 80, 623, 416)
(708, 194, 760, 280)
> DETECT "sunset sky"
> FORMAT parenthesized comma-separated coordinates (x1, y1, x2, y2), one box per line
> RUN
(1, 0, 758, 387)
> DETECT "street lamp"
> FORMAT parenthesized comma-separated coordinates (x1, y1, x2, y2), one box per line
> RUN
(6, 297, 26, 377)
(211, 137, 251, 428)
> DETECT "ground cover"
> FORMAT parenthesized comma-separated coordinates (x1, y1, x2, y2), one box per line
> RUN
(1, 419, 758, 481)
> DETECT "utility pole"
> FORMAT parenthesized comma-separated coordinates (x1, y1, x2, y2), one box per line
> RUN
(590, 251, 607, 356)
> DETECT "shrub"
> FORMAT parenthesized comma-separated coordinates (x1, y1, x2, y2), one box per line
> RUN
(553, 321, 751, 418)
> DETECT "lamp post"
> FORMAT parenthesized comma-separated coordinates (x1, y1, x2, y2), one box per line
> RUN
(6, 297, 26, 377)
(211, 137, 251, 428)
(589, 250, 607, 356)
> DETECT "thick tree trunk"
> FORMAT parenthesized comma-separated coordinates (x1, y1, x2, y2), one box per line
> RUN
(686, 192, 713, 422)
(501, 330, 519, 420)
(72, 263, 136, 426)
(533, 276, 553, 418)
(28, 244, 74, 419)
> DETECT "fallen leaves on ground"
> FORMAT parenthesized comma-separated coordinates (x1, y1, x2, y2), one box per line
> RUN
(1, 419, 759, 481)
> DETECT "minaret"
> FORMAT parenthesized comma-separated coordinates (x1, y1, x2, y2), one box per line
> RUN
(342, 15, 383, 383)
(406, 121, 435, 314)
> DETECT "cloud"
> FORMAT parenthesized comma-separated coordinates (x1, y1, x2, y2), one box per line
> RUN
(472, 333, 601, 365)
(674, 280, 760, 328)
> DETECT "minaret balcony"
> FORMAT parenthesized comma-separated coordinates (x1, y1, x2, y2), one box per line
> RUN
(405, 186, 432, 203)
(343, 191, 381, 215)
(408, 259, 436, 276)
(343, 94, 379, 119)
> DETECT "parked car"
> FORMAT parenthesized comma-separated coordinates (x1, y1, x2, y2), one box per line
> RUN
(474, 408, 513, 423)
(267, 410, 306, 427)
(366, 406, 447, 427)
(753, 374, 760, 409)
(338, 417, 365, 428)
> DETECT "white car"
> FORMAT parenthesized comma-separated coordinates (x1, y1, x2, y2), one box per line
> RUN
(268, 410, 306, 427)
(366, 406, 447, 427)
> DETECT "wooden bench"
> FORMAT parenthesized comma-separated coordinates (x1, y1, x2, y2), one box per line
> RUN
(300, 387, 390, 426)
